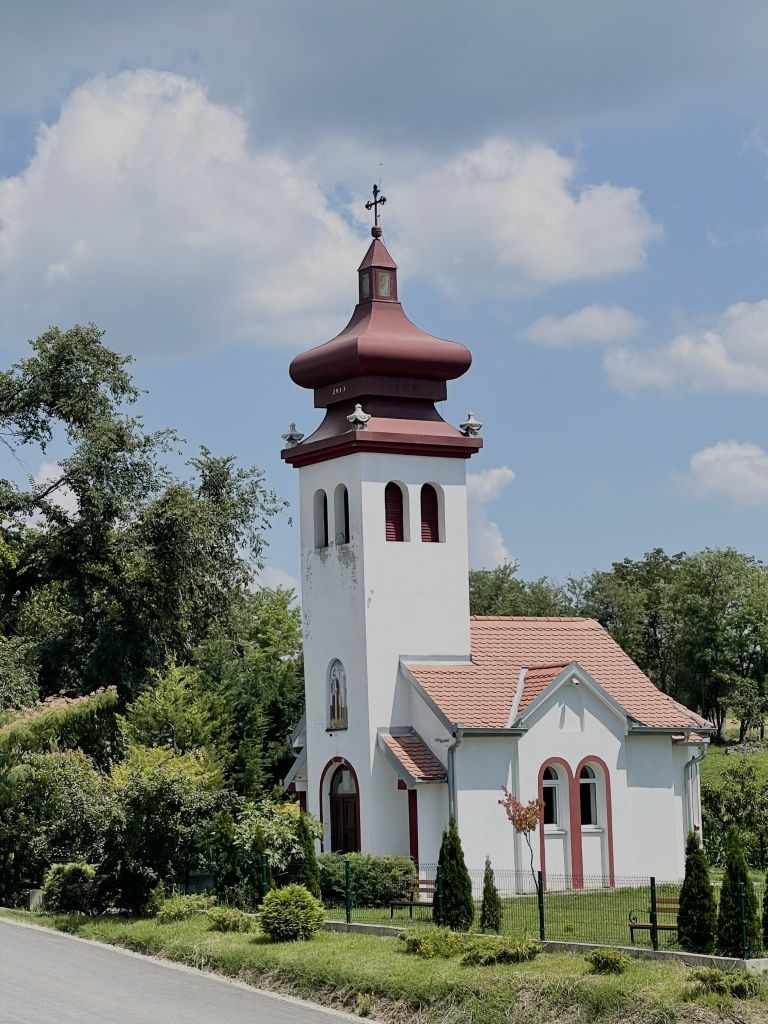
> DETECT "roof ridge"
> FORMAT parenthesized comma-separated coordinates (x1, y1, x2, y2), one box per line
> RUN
(470, 615, 590, 622)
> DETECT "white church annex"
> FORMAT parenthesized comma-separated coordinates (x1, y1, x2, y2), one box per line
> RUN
(282, 198, 714, 884)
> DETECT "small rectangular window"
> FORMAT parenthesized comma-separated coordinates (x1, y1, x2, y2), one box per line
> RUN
(580, 782, 597, 826)
(543, 785, 558, 826)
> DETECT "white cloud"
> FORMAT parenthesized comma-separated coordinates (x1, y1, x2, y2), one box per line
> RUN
(682, 441, 768, 506)
(522, 305, 642, 346)
(32, 461, 78, 517)
(0, 70, 362, 355)
(467, 465, 515, 568)
(259, 565, 300, 594)
(375, 139, 661, 295)
(605, 299, 768, 394)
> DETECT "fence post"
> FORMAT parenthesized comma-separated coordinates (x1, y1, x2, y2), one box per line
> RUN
(537, 870, 545, 942)
(739, 881, 748, 960)
(345, 859, 352, 925)
(649, 876, 659, 952)
(261, 852, 270, 900)
(436, 867, 444, 927)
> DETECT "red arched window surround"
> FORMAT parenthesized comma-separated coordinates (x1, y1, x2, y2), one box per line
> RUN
(537, 758, 581, 889)
(420, 484, 440, 543)
(574, 755, 615, 888)
(385, 482, 404, 542)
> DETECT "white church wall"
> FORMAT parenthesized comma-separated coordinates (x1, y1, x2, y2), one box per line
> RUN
(454, 736, 518, 872)
(624, 735, 686, 879)
(369, 746, 411, 856)
(416, 784, 449, 868)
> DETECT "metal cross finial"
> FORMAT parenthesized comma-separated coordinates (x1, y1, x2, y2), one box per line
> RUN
(365, 184, 387, 238)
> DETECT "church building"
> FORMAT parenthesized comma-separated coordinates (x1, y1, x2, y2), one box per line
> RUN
(282, 198, 713, 883)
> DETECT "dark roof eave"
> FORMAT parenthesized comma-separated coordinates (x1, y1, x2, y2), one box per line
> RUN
(628, 724, 716, 736)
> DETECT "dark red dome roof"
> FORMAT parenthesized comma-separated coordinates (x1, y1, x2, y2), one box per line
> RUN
(289, 239, 472, 390)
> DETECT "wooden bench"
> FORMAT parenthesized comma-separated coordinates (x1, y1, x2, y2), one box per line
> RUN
(390, 879, 436, 918)
(628, 898, 679, 944)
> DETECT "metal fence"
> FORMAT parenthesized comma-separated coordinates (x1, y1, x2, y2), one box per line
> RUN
(322, 864, 763, 956)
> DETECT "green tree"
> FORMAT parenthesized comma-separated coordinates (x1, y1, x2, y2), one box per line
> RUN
(0, 325, 284, 700)
(433, 818, 474, 931)
(193, 587, 304, 795)
(469, 562, 572, 617)
(120, 663, 213, 752)
(479, 855, 502, 934)
(96, 746, 224, 914)
(0, 750, 113, 904)
(716, 830, 761, 958)
(677, 831, 716, 953)
(287, 811, 321, 898)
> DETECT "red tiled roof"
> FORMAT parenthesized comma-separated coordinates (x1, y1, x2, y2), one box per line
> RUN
(380, 731, 447, 782)
(404, 617, 712, 732)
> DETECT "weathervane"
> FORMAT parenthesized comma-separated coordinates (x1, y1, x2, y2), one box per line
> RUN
(365, 184, 386, 238)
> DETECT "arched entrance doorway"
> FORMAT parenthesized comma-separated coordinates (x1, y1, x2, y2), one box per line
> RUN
(329, 764, 360, 853)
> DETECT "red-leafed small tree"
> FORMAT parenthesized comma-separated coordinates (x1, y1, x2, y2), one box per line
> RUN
(499, 787, 543, 892)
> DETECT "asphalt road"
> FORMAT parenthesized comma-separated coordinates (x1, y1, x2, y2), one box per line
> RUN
(0, 918, 355, 1024)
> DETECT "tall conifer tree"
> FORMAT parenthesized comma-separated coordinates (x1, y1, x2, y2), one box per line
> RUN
(716, 830, 760, 958)
(677, 831, 716, 953)
(433, 818, 474, 931)
(479, 855, 502, 933)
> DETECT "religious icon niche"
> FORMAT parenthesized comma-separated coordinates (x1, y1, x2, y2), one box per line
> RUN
(328, 659, 348, 730)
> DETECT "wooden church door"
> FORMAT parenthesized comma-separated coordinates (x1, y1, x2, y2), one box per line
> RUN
(329, 765, 360, 852)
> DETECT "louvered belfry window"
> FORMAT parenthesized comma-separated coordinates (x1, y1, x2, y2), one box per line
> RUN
(420, 484, 439, 542)
(384, 482, 404, 542)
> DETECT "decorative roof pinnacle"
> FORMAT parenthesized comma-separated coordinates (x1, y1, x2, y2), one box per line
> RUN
(281, 422, 304, 447)
(346, 403, 371, 430)
(459, 412, 483, 437)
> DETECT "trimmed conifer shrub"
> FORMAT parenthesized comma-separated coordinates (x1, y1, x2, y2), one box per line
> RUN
(287, 812, 321, 898)
(716, 829, 761, 958)
(678, 830, 716, 954)
(479, 855, 502, 933)
(433, 818, 474, 932)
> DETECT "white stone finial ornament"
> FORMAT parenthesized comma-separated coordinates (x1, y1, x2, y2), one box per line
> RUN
(459, 412, 482, 437)
(347, 403, 371, 430)
(281, 422, 304, 447)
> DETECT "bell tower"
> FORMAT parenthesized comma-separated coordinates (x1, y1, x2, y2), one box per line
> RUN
(282, 190, 481, 855)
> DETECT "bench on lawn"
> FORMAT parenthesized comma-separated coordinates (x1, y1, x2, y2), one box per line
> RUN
(628, 898, 679, 944)
(390, 879, 436, 918)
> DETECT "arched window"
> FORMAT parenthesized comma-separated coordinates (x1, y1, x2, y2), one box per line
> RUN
(334, 484, 350, 545)
(313, 490, 328, 549)
(328, 659, 348, 730)
(542, 765, 561, 827)
(385, 482, 405, 542)
(580, 764, 598, 826)
(420, 484, 440, 542)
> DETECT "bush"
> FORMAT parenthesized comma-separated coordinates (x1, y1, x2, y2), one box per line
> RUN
(155, 892, 216, 923)
(207, 906, 255, 932)
(690, 968, 764, 999)
(259, 884, 325, 941)
(678, 831, 716, 954)
(41, 862, 96, 914)
(716, 830, 761, 957)
(434, 818, 474, 931)
(317, 853, 415, 907)
(461, 937, 540, 966)
(479, 855, 502, 934)
(399, 927, 465, 959)
(584, 948, 631, 975)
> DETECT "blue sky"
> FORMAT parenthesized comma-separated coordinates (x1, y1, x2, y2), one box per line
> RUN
(2, 1, 768, 589)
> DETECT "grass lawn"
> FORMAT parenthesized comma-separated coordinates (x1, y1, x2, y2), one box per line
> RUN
(700, 745, 768, 788)
(325, 881, 689, 951)
(2, 909, 766, 1023)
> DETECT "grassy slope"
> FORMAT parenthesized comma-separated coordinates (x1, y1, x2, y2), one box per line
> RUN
(2, 911, 766, 1024)
(700, 746, 768, 788)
